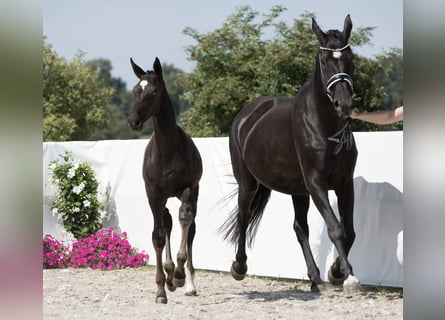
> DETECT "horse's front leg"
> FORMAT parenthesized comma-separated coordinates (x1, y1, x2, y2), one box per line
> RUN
(308, 177, 362, 293)
(173, 187, 195, 289)
(162, 208, 176, 292)
(291, 194, 325, 292)
(148, 192, 169, 303)
(328, 179, 362, 293)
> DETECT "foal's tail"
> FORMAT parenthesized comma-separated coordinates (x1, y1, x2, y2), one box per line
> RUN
(219, 184, 271, 248)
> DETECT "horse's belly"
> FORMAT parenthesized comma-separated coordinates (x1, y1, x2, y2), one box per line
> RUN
(243, 138, 307, 195)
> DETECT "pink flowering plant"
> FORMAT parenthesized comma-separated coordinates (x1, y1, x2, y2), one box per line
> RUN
(43, 228, 149, 270)
(49, 151, 103, 240)
(43, 234, 70, 269)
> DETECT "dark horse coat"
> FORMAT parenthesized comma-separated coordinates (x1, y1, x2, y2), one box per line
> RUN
(221, 15, 362, 294)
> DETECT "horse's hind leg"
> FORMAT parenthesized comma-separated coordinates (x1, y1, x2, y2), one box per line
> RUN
(185, 187, 199, 296)
(185, 220, 197, 296)
(173, 187, 196, 289)
(291, 195, 325, 292)
(231, 178, 258, 281)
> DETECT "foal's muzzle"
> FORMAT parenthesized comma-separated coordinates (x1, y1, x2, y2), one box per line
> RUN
(128, 114, 143, 131)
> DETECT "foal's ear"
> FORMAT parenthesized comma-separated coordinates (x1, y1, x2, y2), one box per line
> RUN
(130, 58, 146, 79)
(312, 17, 326, 45)
(343, 14, 353, 41)
(153, 57, 163, 77)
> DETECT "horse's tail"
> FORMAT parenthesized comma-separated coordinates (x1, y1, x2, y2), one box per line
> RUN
(219, 184, 271, 248)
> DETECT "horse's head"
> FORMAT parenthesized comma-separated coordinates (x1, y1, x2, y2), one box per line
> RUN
(128, 57, 164, 131)
(312, 15, 354, 118)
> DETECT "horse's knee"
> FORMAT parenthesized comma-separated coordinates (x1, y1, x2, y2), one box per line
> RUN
(152, 230, 166, 248)
(327, 224, 345, 242)
(179, 203, 193, 224)
(163, 209, 173, 232)
(293, 222, 309, 243)
(179, 188, 195, 223)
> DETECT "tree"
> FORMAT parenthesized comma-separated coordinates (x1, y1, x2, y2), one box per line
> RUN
(350, 48, 403, 131)
(43, 39, 114, 141)
(162, 63, 192, 117)
(375, 48, 403, 109)
(178, 6, 389, 136)
(86, 58, 141, 140)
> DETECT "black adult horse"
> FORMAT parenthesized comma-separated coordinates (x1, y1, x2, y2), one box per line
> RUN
(128, 57, 203, 303)
(221, 15, 362, 293)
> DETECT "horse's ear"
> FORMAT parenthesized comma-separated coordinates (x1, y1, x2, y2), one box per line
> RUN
(312, 17, 326, 45)
(343, 14, 353, 41)
(130, 58, 146, 79)
(153, 57, 163, 77)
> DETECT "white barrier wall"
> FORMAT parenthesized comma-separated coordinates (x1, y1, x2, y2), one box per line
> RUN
(43, 132, 403, 287)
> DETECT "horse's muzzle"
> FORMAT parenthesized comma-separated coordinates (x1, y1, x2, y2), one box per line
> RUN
(128, 115, 143, 131)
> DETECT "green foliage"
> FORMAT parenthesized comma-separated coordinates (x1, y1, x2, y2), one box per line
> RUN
(86, 58, 142, 140)
(375, 48, 403, 109)
(351, 48, 403, 131)
(179, 6, 395, 136)
(43, 39, 114, 141)
(49, 151, 103, 240)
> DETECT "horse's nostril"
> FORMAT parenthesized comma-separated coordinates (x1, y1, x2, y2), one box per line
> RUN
(334, 100, 340, 107)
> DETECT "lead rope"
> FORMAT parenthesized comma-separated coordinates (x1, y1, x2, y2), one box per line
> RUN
(328, 118, 353, 155)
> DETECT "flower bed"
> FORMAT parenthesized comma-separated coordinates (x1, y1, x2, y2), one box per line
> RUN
(43, 228, 149, 270)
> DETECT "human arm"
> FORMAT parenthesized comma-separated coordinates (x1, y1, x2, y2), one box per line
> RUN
(350, 106, 403, 125)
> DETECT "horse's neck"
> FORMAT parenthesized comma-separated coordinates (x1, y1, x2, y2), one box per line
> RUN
(306, 71, 342, 130)
(152, 91, 179, 155)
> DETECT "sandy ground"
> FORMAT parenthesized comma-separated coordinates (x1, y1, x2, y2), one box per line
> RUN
(43, 267, 402, 320)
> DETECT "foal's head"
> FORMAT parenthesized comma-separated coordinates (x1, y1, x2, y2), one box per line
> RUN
(312, 15, 354, 118)
(128, 57, 164, 131)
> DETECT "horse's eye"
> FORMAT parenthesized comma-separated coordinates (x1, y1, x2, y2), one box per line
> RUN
(152, 91, 157, 97)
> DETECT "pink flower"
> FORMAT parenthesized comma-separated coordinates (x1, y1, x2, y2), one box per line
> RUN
(43, 229, 149, 270)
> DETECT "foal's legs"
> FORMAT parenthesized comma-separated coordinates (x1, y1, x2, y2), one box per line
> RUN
(173, 187, 197, 294)
(148, 192, 169, 303)
(162, 208, 176, 292)
(184, 188, 199, 296)
(291, 195, 325, 292)
(185, 220, 197, 296)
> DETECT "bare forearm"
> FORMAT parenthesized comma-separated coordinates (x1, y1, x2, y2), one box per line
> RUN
(351, 106, 403, 125)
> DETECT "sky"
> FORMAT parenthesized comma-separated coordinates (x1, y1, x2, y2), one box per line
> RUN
(43, 0, 402, 90)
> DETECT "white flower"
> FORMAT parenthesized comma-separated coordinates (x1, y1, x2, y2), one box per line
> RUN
(73, 207, 80, 213)
(67, 167, 76, 179)
(83, 199, 91, 207)
(49, 163, 57, 171)
(73, 163, 79, 170)
(51, 207, 58, 216)
(72, 182, 85, 195)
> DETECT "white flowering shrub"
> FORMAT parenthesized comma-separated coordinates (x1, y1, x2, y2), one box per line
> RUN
(49, 151, 103, 240)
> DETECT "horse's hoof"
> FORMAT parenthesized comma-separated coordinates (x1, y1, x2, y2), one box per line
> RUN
(311, 282, 327, 293)
(166, 282, 177, 292)
(173, 277, 185, 288)
(185, 290, 197, 296)
(343, 275, 363, 294)
(155, 296, 168, 304)
(328, 267, 346, 285)
(231, 262, 247, 281)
